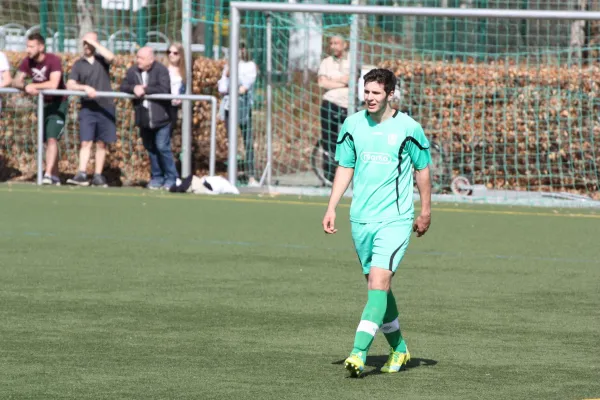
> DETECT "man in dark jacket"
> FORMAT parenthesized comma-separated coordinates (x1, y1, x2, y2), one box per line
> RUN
(120, 46, 179, 190)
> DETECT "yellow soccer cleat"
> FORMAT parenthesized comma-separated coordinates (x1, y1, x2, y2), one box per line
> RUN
(344, 353, 365, 378)
(380, 348, 410, 373)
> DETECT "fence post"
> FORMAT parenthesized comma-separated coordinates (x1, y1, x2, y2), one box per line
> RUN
(205, 1, 215, 58)
(227, 5, 241, 186)
(40, 0, 49, 42)
(182, 0, 193, 178)
(136, 3, 148, 47)
(37, 94, 45, 185)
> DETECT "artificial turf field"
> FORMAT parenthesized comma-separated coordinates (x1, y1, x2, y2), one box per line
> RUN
(1, 184, 599, 400)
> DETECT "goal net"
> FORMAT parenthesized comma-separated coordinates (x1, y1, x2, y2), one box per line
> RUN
(230, 0, 600, 207)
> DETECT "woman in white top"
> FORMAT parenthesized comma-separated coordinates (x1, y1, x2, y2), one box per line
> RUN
(0, 51, 12, 115)
(218, 42, 258, 186)
(165, 42, 186, 112)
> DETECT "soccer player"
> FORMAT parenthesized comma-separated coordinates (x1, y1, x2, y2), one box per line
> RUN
(13, 33, 68, 185)
(322, 68, 432, 378)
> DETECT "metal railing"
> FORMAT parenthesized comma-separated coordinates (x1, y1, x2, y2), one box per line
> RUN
(0, 88, 217, 185)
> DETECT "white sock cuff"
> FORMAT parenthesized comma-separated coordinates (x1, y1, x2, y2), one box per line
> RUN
(357, 320, 379, 337)
(380, 318, 400, 334)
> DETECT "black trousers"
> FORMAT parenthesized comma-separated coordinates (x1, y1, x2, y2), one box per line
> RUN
(320, 100, 348, 182)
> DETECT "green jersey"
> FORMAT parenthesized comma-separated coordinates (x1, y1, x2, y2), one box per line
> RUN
(335, 110, 431, 223)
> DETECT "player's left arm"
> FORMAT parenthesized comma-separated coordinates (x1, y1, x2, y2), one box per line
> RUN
(408, 124, 432, 237)
(414, 166, 431, 237)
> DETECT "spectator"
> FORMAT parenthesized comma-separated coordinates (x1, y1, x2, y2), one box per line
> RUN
(218, 42, 258, 187)
(317, 35, 350, 183)
(120, 46, 178, 190)
(12, 33, 67, 186)
(65, 32, 116, 187)
(0, 50, 12, 114)
(164, 42, 186, 111)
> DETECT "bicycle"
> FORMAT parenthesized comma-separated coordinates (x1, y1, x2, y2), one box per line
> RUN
(429, 140, 473, 196)
(310, 139, 335, 187)
(311, 139, 472, 195)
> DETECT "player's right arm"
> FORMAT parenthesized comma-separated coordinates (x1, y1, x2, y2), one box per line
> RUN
(323, 166, 354, 234)
(323, 120, 355, 234)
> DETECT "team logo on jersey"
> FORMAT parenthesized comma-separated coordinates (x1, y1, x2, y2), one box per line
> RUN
(361, 152, 392, 164)
(387, 134, 398, 145)
(31, 67, 48, 82)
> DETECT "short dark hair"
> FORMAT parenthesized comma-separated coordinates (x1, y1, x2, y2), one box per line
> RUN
(27, 33, 46, 45)
(363, 68, 396, 95)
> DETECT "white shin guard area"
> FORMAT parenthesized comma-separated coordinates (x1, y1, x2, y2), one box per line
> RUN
(356, 320, 379, 337)
(380, 318, 400, 334)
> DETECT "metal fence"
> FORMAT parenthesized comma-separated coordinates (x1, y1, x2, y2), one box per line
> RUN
(0, 88, 218, 185)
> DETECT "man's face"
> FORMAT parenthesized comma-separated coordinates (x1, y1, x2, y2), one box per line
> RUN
(239, 46, 247, 61)
(364, 81, 392, 114)
(82, 33, 97, 57)
(136, 51, 153, 71)
(26, 40, 43, 60)
(329, 37, 345, 58)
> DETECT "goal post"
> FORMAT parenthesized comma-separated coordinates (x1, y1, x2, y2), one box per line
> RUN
(227, 1, 600, 207)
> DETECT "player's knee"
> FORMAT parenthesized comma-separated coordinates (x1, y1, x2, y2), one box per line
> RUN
(367, 267, 393, 291)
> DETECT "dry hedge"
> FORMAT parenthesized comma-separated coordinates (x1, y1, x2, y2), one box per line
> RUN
(0, 52, 230, 185)
(0, 52, 598, 197)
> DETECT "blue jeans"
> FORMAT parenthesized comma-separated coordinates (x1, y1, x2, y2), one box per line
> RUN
(140, 123, 179, 186)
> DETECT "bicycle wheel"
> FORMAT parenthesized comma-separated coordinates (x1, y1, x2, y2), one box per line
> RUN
(450, 176, 473, 196)
(310, 143, 334, 187)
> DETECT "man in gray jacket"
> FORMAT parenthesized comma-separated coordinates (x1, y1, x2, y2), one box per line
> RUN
(120, 47, 178, 190)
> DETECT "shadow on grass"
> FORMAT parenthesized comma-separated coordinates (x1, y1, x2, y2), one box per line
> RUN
(332, 355, 438, 378)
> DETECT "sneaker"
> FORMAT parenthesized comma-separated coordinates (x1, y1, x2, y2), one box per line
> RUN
(344, 353, 365, 378)
(146, 180, 164, 190)
(380, 347, 411, 373)
(67, 172, 89, 187)
(42, 175, 61, 186)
(247, 177, 260, 188)
(162, 182, 176, 191)
(91, 174, 108, 188)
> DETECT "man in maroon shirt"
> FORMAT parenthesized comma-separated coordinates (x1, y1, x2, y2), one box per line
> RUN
(13, 33, 68, 185)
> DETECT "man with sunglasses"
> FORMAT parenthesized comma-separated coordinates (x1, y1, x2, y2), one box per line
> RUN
(66, 32, 116, 187)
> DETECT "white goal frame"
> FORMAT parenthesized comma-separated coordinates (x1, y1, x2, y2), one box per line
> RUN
(227, 1, 600, 187)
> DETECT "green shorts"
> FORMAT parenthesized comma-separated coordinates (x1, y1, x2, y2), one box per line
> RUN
(44, 101, 68, 141)
(351, 219, 413, 275)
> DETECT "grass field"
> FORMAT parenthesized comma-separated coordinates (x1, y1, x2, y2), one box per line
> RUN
(1, 184, 599, 400)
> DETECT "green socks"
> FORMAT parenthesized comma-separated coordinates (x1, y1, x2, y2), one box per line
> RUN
(381, 290, 407, 353)
(351, 289, 387, 362)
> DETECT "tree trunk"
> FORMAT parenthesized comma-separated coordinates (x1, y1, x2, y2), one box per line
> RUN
(77, 0, 95, 52)
(569, 0, 588, 62)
